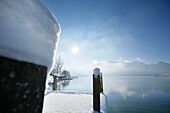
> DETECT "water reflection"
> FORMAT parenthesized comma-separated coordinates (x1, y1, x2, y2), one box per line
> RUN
(104, 77, 170, 99)
(58, 77, 91, 92)
(56, 80, 71, 90)
(104, 77, 170, 113)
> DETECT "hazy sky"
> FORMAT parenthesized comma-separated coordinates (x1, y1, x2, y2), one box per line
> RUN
(41, 0, 170, 75)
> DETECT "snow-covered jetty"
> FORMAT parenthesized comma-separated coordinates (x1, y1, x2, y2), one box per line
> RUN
(43, 68, 107, 113)
(43, 91, 107, 113)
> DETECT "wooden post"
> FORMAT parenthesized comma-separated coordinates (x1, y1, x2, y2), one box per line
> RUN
(100, 72, 103, 93)
(0, 56, 47, 113)
(53, 75, 57, 90)
(93, 68, 101, 113)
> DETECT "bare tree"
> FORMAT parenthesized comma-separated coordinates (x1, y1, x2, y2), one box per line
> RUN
(50, 56, 63, 90)
(51, 56, 63, 75)
(62, 70, 70, 78)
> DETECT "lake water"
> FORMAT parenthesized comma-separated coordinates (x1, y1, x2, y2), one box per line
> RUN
(56, 77, 170, 113)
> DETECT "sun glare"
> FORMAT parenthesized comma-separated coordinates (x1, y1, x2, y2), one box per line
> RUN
(72, 46, 79, 54)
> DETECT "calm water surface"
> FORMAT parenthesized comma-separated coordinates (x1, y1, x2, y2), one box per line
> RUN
(57, 77, 170, 113)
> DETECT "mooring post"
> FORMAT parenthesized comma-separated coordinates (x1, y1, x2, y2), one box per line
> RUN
(100, 72, 103, 93)
(93, 68, 101, 113)
(53, 75, 57, 90)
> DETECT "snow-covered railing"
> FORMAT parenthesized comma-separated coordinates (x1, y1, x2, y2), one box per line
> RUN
(0, 0, 60, 113)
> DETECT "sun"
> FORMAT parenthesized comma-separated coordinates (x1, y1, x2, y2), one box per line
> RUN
(72, 46, 79, 54)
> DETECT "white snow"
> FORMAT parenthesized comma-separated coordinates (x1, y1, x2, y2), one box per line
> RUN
(0, 0, 61, 72)
(43, 91, 107, 113)
(93, 68, 100, 78)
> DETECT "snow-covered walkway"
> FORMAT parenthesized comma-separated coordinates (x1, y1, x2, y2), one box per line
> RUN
(43, 91, 107, 113)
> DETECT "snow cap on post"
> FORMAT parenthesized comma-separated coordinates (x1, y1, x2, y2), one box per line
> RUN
(93, 68, 100, 78)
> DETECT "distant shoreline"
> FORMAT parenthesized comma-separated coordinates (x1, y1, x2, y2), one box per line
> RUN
(77, 76, 170, 79)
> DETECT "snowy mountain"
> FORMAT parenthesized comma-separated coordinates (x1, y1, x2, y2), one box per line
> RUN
(73, 60, 170, 77)
(101, 61, 170, 76)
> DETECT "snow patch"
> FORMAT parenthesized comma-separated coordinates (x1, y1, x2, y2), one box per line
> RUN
(43, 91, 107, 113)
